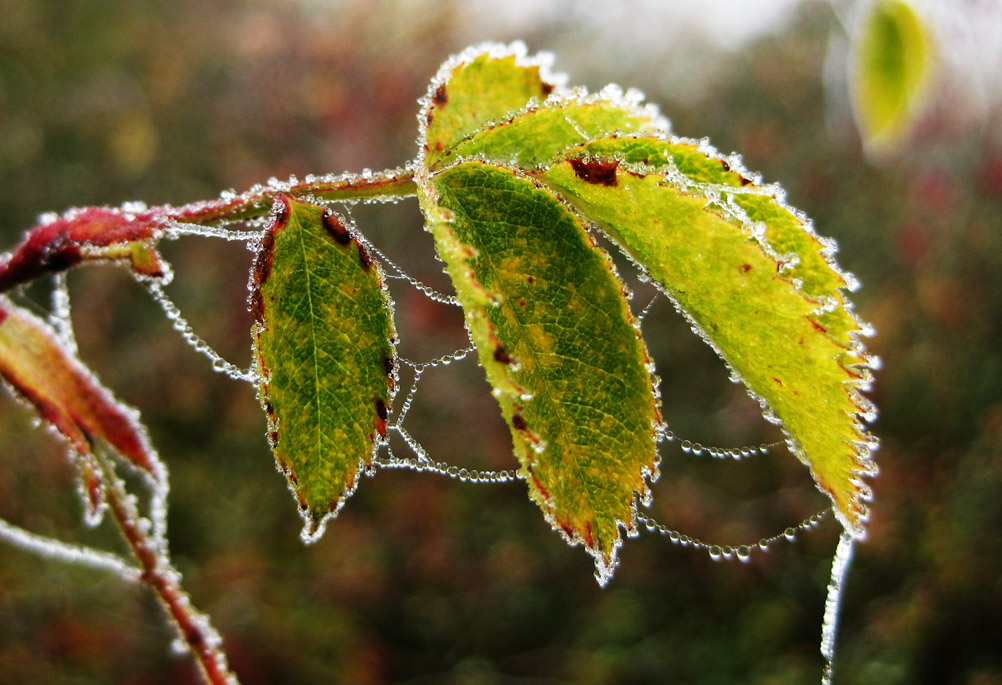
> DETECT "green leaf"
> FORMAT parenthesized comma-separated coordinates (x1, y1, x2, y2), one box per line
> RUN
(418, 161, 660, 581)
(423, 43, 559, 169)
(250, 197, 396, 539)
(536, 138, 876, 534)
(0, 296, 162, 480)
(851, 0, 933, 151)
(446, 99, 660, 169)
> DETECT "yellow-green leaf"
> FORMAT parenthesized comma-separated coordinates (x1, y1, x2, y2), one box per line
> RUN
(418, 161, 660, 582)
(447, 100, 660, 168)
(422, 43, 559, 169)
(250, 197, 396, 540)
(537, 139, 876, 534)
(851, 0, 933, 151)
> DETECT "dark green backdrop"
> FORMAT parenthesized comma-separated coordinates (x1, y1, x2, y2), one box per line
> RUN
(2, 1, 1000, 683)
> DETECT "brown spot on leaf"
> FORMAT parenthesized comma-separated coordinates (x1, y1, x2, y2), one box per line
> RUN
(527, 276, 535, 284)
(773, 377, 783, 385)
(569, 158, 619, 186)
(382, 354, 394, 376)
(512, 413, 528, 431)
(374, 399, 388, 438)
(493, 345, 513, 365)
(254, 231, 275, 285)
(0, 308, 7, 326)
(541, 82, 555, 96)
(322, 209, 352, 246)
(357, 244, 372, 272)
(249, 290, 265, 322)
(740, 176, 753, 186)
(739, 264, 752, 273)
(433, 84, 448, 106)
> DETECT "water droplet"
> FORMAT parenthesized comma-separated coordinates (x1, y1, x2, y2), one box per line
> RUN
(680, 440, 692, 453)
(708, 545, 722, 561)
(736, 546, 751, 562)
(784, 527, 797, 541)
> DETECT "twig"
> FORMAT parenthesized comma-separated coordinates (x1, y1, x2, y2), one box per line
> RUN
(94, 449, 239, 685)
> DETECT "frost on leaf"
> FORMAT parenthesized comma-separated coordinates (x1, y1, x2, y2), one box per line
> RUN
(0, 296, 162, 480)
(538, 138, 877, 535)
(417, 161, 660, 582)
(250, 197, 396, 540)
(421, 45, 877, 545)
(422, 42, 563, 169)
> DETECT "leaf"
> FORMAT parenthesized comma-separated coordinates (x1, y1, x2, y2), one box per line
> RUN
(537, 137, 876, 534)
(421, 44, 876, 543)
(423, 42, 559, 169)
(250, 196, 397, 540)
(0, 296, 161, 480)
(0, 207, 167, 294)
(418, 161, 660, 581)
(851, 0, 933, 152)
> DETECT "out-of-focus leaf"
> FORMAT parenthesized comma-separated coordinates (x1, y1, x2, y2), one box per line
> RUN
(418, 161, 660, 581)
(250, 197, 396, 539)
(0, 296, 161, 478)
(851, 0, 932, 151)
(538, 138, 876, 533)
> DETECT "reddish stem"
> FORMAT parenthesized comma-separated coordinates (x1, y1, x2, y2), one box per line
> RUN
(99, 456, 237, 685)
(0, 168, 417, 295)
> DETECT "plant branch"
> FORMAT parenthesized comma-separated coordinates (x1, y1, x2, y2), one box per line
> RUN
(0, 167, 417, 295)
(93, 449, 239, 685)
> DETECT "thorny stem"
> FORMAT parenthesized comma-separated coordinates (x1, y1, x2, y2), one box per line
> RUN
(0, 167, 417, 295)
(93, 450, 239, 685)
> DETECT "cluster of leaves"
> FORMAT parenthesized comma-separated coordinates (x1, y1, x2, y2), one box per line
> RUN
(0, 43, 878, 681)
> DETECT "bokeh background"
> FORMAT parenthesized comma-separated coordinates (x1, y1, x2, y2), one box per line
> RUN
(2, 0, 1000, 683)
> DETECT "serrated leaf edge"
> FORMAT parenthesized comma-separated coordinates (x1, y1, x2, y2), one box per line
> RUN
(249, 197, 399, 544)
(532, 147, 879, 536)
(416, 161, 663, 583)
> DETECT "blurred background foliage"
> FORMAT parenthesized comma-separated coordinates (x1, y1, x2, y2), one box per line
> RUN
(1, 0, 1001, 683)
